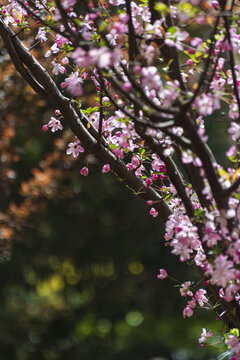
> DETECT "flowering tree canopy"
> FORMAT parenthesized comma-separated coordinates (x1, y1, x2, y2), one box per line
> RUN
(1, 0, 240, 356)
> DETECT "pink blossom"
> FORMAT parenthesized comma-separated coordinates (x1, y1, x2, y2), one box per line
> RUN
(229, 122, 240, 141)
(180, 281, 193, 297)
(141, 66, 162, 91)
(212, 1, 219, 9)
(194, 289, 208, 307)
(209, 255, 235, 288)
(71, 47, 87, 68)
(224, 284, 240, 302)
(48, 117, 63, 132)
(187, 299, 196, 308)
(109, 0, 125, 5)
(145, 178, 153, 186)
(198, 328, 212, 344)
(36, 27, 47, 42)
(165, 27, 188, 51)
(51, 60, 66, 75)
(61, 72, 83, 97)
(226, 335, 239, 351)
(226, 145, 237, 158)
(135, 165, 146, 177)
(80, 167, 89, 176)
(183, 306, 193, 318)
(121, 82, 132, 92)
(150, 207, 158, 218)
(66, 140, 84, 158)
(102, 164, 111, 173)
(191, 37, 203, 48)
(62, 57, 69, 65)
(181, 151, 193, 164)
(55, 34, 68, 48)
(131, 155, 140, 168)
(157, 268, 168, 279)
(195, 94, 214, 116)
(229, 102, 239, 120)
(62, 0, 76, 8)
(203, 224, 221, 247)
(88, 47, 113, 68)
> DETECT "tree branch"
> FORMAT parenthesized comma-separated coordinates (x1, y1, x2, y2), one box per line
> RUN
(0, 19, 46, 97)
(0, 18, 171, 221)
(223, 176, 240, 197)
(136, 125, 195, 219)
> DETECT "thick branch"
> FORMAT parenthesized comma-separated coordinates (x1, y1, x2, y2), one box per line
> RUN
(136, 125, 195, 219)
(0, 19, 46, 97)
(0, 18, 171, 221)
(184, 16, 220, 109)
(180, 115, 225, 209)
(223, 13, 240, 118)
(125, 0, 138, 62)
(148, 0, 186, 91)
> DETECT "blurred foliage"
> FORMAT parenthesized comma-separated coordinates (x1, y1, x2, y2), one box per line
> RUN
(0, 37, 227, 360)
(0, 171, 226, 360)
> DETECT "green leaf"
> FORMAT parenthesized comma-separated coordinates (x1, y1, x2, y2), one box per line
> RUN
(85, 107, 99, 115)
(167, 26, 177, 36)
(154, 3, 170, 14)
(230, 328, 239, 337)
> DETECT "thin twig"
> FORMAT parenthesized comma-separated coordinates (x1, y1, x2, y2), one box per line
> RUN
(223, 14, 240, 119)
(223, 176, 240, 197)
(97, 85, 104, 147)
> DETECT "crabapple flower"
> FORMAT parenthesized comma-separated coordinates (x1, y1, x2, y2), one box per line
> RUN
(141, 66, 162, 91)
(180, 281, 193, 297)
(51, 60, 66, 75)
(61, 72, 83, 97)
(188, 299, 196, 308)
(150, 207, 158, 218)
(229, 102, 239, 119)
(62, 0, 76, 8)
(229, 122, 240, 141)
(157, 269, 168, 279)
(202, 224, 221, 247)
(195, 94, 214, 116)
(88, 47, 114, 68)
(226, 145, 237, 158)
(55, 110, 61, 116)
(66, 140, 84, 158)
(48, 117, 63, 132)
(36, 27, 47, 42)
(80, 167, 89, 176)
(225, 334, 240, 355)
(145, 178, 153, 186)
(194, 289, 208, 307)
(102, 164, 111, 173)
(109, 0, 125, 5)
(209, 255, 235, 288)
(62, 57, 69, 65)
(183, 306, 193, 318)
(165, 27, 188, 50)
(198, 328, 212, 344)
